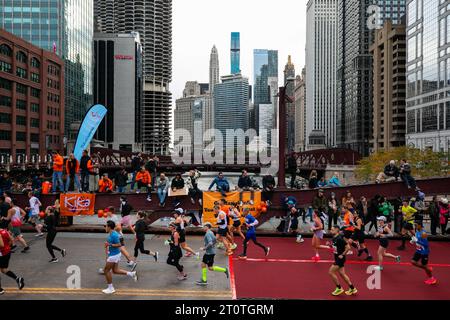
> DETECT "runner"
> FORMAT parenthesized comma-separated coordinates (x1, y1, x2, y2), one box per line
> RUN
(133, 211, 158, 263)
(238, 208, 270, 259)
(311, 210, 329, 261)
(196, 222, 229, 286)
(353, 211, 373, 261)
(229, 204, 245, 242)
(214, 205, 233, 256)
(173, 208, 199, 259)
(410, 223, 437, 285)
(398, 199, 417, 251)
(7, 199, 30, 253)
(102, 220, 138, 295)
(219, 199, 237, 250)
(327, 225, 358, 296)
(374, 216, 400, 271)
(25, 191, 44, 237)
(43, 206, 66, 263)
(341, 207, 357, 254)
(166, 222, 187, 281)
(0, 226, 25, 295)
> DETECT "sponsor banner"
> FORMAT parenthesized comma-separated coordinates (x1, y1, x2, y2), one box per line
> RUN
(202, 191, 262, 226)
(60, 193, 96, 216)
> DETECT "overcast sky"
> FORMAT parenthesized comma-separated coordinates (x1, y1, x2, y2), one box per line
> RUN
(172, 0, 307, 102)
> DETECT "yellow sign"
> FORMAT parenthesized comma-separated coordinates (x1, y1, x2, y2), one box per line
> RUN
(202, 191, 262, 226)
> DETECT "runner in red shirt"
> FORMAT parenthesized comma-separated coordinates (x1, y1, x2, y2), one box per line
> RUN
(0, 227, 25, 294)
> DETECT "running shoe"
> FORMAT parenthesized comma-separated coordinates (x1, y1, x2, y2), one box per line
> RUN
(185, 252, 193, 257)
(154, 252, 159, 262)
(265, 247, 271, 257)
(224, 268, 229, 279)
(102, 287, 116, 295)
(424, 277, 437, 285)
(61, 249, 66, 257)
(217, 242, 225, 250)
(365, 256, 374, 261)
(0, 288, 4, 295)
(21, 246, 30, 253)
(311, 255, 320, 262)
(345, 288, 358, 296)
(98, 268, 105, 275)
(238, 254, 247, 260)
(49, 258, 59, 263)
(231, 243, 238, 250)
(296, 235, 304, 243)
(195, 252, 200, 261)
(131, 271, 138, 282)
(395, 256, 401, 263)
(347, 250, 353, 255)
(374, 266, 384, 271)
(131, 262, 138, 272)
(35, 233, 44, 237)
(410, 236, 418, 244)
(331, 288, 344, 296)
(196, 280, 208, 286)
(177, 274, 188, 281)
(16, 277, 25, 290)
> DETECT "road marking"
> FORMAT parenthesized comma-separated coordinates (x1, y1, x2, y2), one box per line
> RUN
(228, 255, 237, 300)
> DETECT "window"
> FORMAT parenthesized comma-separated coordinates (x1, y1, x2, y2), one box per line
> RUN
(16, 99, 26, 110)
(30, 57, 40, 68)
(16, 115, 26, 126)
(0, 61, 12, 73)
(0, 44, 13, 57)
(30, 72, 39, 83)
(16, 131, 26, 141)
(31, 103, 39, 113)
(30, 133, 39, 143)
(16, 51, 27, 63)
(30, 118, 39, 128)
(16, 83, 27, 95)
(0, 113, 11, 124)
(0, 95, 12, 107)
(30, 88, 40, 98)
(0, 77, 12, 90)
(16, 67, 27, 79)
(0, 130, 11, 140)
(422, 105, 438, 132)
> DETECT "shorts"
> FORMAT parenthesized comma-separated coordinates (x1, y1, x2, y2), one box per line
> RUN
(30, 215, 41, 225)
(179, 229, 186, 243)
(0, 253, 11, 269)
(379, 238, 389, 249)
(121, 215, 132, 227)
(11, 226, 22, 238)
(202, 254, 215, 267)
(233, 220, 241, 228)
(218, 228, 228, 237)
(412, 252, 429, 265)
(343, 229, 354, 239)
(106, 253, 122, 264)
(245, 232, 257, 242)
(333, 254, 346, 268)
(352, 232, 365, 244)
(403, 222, 414, 231)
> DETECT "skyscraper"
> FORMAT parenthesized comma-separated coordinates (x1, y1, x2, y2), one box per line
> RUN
(294, 69, 307, 152)
(209, 45, 219, 95)
(95, 0, 172, 155)
(230, 32, 240, 74)
(284, 55, 296, 152)
(406, 0, 450, 151)
(306, 0, 337, 149)
(1, 0, 94, 137)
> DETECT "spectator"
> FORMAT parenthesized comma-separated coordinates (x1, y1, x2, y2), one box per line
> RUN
(378, 197, 394, 222)
(399, 159, 418, 190)
(428, 196, 440, 236)
(171, 173, 185, 207)
(237, 169, 254, 206)
(79, 150, 94, 192)
(51, 151, 64, 193)
(65, 153, 81, 192)
(31, 174, 43, 192)
(327, 172, 341, 187)
(0, 173, 12, 195)
(367, 195, 381, 233)
(356, 196, 368, 224)
(262, 174, 276, 205)
(208, 172, 230, 197)
(308, 170, 319, 189)
(130, 153, 143, 191)
(341, 191, 356, 210)
(439, 197, 449, 235)
(98, 174, 113, 193)
(114, 168, 129, 193)
(156, 173, 169, 207)
(119, 196, 133, 227)
(328, 192, 339, 231)
(186, 169, 202, 205)
(0, 195, 11, 229)
(287, 153, 298, 189)
(144, 156, 158, 191)
(376, 160, 400, 183)
(312, 189, 328, 221)
(414, 190, 426, 224)
(135, 167, 152, 202)
(279, 197, 297, 234)
(317, 177, 328, 188)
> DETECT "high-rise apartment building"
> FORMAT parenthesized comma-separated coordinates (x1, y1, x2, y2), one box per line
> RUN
(231, 32, 240, 74)
(1, 0, 94, 137)
(95, 0, 172, 155)
(370, 19, 406, 152)
(209, 45, 219, 95)
(284, 55, 296, 152)
(294, 68, 307, 152)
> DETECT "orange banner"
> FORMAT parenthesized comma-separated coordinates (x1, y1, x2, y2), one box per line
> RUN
(60, 193, 96, 216)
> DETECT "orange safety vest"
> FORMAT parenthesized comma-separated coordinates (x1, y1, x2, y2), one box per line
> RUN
(42, 181, 52, 194)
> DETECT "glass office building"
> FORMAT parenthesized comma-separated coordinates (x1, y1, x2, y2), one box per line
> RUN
(0, 0, 94, 136)
(406, 0, 450, 151)
(231, 32, 240, 74)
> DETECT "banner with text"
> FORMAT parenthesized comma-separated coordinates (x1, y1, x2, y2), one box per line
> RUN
(202, 191, 262, 226)
(60, 193, 96, 216)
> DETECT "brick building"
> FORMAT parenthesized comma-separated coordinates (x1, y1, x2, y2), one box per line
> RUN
(0, 28, 64, 161)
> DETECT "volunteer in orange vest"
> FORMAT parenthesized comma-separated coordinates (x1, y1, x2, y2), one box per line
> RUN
(80, 149, 94, 192)
(135, 167, 152, 202)
(65, 153, 81, 192)
(51, 151, 64, 193)
(98, 174, 113, 193)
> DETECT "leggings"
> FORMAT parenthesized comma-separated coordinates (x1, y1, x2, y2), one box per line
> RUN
(242, 237, 266, 256)
(46, 231, 62, 259)
(167, 249, 183, 272)
(134, 239, 150, 258)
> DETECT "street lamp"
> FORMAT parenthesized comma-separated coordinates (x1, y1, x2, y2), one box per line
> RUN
(277, 77, 296, 188)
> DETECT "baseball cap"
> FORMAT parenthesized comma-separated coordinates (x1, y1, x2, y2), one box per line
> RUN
(174, 208, 184, 215)
(377, 216, 387, 222)
(203, 222, 212, 228)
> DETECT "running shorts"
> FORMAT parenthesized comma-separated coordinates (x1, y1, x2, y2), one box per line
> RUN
(11, 226, 22, 238)
(233, 220, 241, 228)
(178, 229, 186, 243)
(106, 253, 122, 264)
(343, 229, 353, 239)
(245, 232, 257, 242)
(403, 222, 414, 231)
(0, 253, 11, 269)
(352, 231, 365, 244)
(333, 254, 346, 268)
(120, 215, 132, 227)
(202, 254, 215, 267)
(218, 227, 228, 237)
(29, 215, 41, 226)
(412, 252, 429, 265)
(379, 238, 389, 249)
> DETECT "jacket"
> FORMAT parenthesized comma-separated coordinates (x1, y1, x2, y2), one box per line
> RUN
(52, 154, 64, 172)
(171, 177, 185, 189)
(65, 158, 80, 175)
(80, 155, 93, 173)
(98, 178, 113, 192)
(312, 195, 328, 212)
(157, 178, 170, 192)
(238, 175, 252, 189)
(145, 159, 157, 172)
(185, 170, 201, 190)
(131, 156, 142, 171)
(114, 171, 128, 187)
(383, 164, 399, 178)
(208, 177, 229, 191)
(327, 176, 341, 187)
(378, 201, 393, 217)
(262, 175, 275, 189)
(136, 171, 151, 185)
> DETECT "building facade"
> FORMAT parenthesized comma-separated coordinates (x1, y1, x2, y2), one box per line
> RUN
(95, 0, 172, 155)
(0, 29, 64, 160)
(294, 69, 307, 152)
(230, 32, 240, 74)
(93, 32, 143, 152)
(306, 0, 337, 150)
(284, 55, 296, 152)
(405, 0, 450, 152)
(1, 0, 94, 137)
(370, 19, 406, 152)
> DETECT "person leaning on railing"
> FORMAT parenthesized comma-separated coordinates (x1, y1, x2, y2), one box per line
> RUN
(376, 160, 399, 184)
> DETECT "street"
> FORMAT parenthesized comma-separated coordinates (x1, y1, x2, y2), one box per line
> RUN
(0, 233, 232, 300)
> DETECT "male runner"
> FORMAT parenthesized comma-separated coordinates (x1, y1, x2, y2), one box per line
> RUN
(0, 225, 25, 295)
(102, 220, 138, 294)
(238, 208, 270, 259)
(410, 223, 437, 285)
(196, 223, 229, 286)
(26, 191, 44, 237)
(398, 199, 417, 250)
(327, 225, 357, 296)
